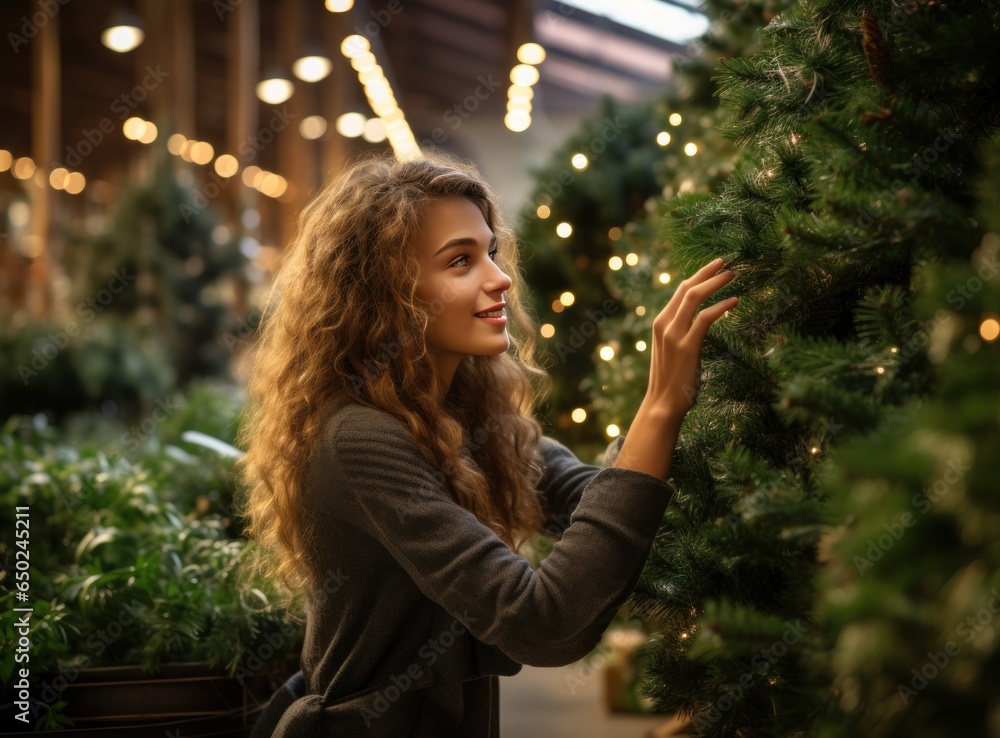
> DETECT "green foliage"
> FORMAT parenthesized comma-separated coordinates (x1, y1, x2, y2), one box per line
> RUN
(584, 0, 1000, 735)
(60, 143, 248, 386)
(0, 394, 299, 730)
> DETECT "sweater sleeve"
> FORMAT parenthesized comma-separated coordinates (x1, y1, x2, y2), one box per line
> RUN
(537, 434, 627, 539)
(330, 410, 673, 668)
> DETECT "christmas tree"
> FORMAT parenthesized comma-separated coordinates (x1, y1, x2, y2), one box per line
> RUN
(586, 1, 1000, 735)
(518, 0, 792, 446)
(813, 140, 1000, 736)
(62, 140, 248, 387)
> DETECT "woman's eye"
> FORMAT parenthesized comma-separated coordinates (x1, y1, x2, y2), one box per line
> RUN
(452, 249, 498, 268)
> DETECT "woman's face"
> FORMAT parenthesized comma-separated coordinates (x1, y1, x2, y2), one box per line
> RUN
(414, 196, 513, 385)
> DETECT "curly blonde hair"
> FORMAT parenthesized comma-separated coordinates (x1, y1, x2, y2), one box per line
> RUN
(234, 150, 553, 615)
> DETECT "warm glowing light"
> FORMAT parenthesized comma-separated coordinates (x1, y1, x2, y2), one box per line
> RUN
(659, 272, 671, 284)
(362, 117, 387, 143)
(242, 166, 261, 187)
(64, 172, 86, 195)
(49, 167, 69, 189)
(609, 256, 623, 270)
(506, 98, 532, 113)
(980, 316, 1000, 342)
(599, 345, 615, 361)
(300, 115, 328, 140)
(214, 154, 239, 178)
(556, 222, 573, 238)
(0, 150, 11, 172)
(540, 323, 555, 338)
(559, 291, 575, 307)
(510, 64, 540, 86)
(635, 306, 646, 316)
(336, 112, 366, 138)
(609, 227, 622, 241)
(571, 153, 588, 170)
(293, 56, 333, 83)
(102, 25, 144, 53)
(517, 42, 546, 65)
(122, 116, 146, 140)
(656, 131, 671, 146)
(606, 424, 621, 438)
(684, 142, 698, 156)
(536, 205, 550, 219)
(190, 141, 215, 165)
(325, 0, 353, 10)
(167, 133, 186, 155)
(669, 113, 682, 126)
(636, 340, 647, 351)
(625, 253, 638, 266)
(256, 78, 294, 105)
(876, 366, 885, 375)
(137, 121, 157, 144)
(551, 300, 565, 313)
(341, 35, 370, 59)
(12, 157, 36, 180)
(571, 408, 587, 423)
(504, 111, 531, 132)
(508, 85, 534, 102)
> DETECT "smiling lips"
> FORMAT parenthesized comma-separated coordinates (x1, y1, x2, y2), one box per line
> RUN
(475, 308, 504, 318)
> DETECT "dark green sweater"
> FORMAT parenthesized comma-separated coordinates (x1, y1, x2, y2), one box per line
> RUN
(261, 397, 674, 737)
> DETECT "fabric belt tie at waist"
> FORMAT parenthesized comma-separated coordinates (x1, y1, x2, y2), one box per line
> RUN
(271, 694, 324, 737)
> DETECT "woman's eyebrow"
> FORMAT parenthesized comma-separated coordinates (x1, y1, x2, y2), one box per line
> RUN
(433, 234, 497, 258)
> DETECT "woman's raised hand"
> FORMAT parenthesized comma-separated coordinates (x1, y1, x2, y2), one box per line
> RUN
(644, 257, 737, 419)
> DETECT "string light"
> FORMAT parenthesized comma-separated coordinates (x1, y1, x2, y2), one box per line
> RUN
(656, 131, 671, 146)
(599, 345, 615, 360)
(556, 222, 573, 238)
(659, 272, 671, 284)
(571, 153, 588, 170)
(606, 424, 621, 438)
(669, 113, 682, 126)
(980, 315, 1000, 342)
(536, 205, 550, 219)
(684, 142, 698, 156)
(609, 256, 623, 270)
(608, 227, 622, 241)
(571, 408, 587, 423)
(559, 291, 575, 307)
(540, 323, 555, 338)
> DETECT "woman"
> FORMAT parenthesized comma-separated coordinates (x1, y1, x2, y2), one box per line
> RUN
(236, 149, 738, 737)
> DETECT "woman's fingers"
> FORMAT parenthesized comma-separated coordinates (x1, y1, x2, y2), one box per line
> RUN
(686, 295, 738, 346)
(656, 258, 729, 326)
(669, 269, 736, 331)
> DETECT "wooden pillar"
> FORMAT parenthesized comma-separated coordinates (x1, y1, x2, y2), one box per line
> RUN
(170, 0, 196, 137)
(321, 8, 352, 182)
(278, 0, 308, 252)
(227, 0, 259, 315)
(28, 0, 60, 321)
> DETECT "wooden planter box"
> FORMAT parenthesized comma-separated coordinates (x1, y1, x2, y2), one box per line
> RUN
(1, 657, 299, 737)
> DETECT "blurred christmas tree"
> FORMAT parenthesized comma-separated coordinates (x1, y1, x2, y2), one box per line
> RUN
(585, 1, 1000, 735)
(813, 140, 1000, 737)
(63, 141, 248, 386)
(518, 0, 790, 446)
